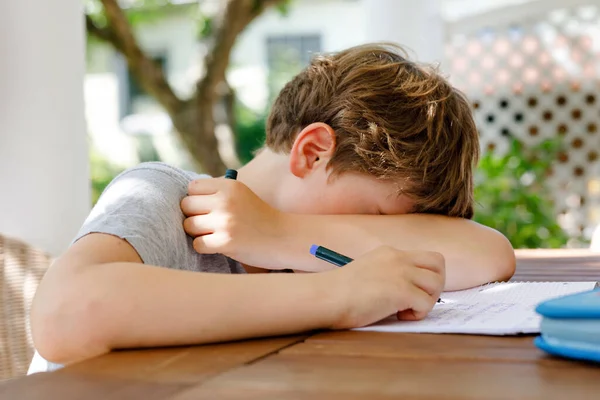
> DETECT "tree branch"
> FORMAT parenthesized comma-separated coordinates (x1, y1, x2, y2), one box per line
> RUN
(98, 0, 182, 114)
(85, 15, 119, 48)
(87, 0, 284, 175)
(180, 0, 283, 173)
(198, 0, 284, 97)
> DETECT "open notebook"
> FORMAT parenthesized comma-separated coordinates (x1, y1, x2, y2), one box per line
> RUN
(354, 282, 597, 335)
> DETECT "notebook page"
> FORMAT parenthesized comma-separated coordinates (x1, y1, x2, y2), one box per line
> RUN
(354, 282, 596, 335)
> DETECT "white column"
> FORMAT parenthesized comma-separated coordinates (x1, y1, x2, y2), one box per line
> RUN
(0, 0, 89, 256)
(364, 0, 444, 64)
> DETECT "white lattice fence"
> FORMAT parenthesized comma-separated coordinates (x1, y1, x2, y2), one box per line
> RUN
(445, 1, 600, 244)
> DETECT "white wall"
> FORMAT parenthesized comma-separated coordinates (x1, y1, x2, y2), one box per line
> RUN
(234, 0, 366, 66)
(0, 0, 90, 256)
(364, 0, 444, 64)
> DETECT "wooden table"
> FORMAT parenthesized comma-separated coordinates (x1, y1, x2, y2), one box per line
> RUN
(2, 250, 600, 399)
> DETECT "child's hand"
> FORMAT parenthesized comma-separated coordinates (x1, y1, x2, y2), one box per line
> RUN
(181, 178, 285, 268)
(328, 246, 445, 329)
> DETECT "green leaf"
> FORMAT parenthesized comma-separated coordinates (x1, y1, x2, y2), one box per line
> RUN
(276, 0, 293, 16)
(473, 137, 570, 248)
(85, 0, 198, 28)
(197, 14, 213, 39)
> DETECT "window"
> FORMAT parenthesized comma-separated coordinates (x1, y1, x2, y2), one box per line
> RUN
(266, 34, 322, 99)
(116, 52, 168, 118)
(266, 34, 322, 68)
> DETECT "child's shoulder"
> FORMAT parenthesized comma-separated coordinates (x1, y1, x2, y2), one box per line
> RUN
(115, 162, 209, 185)
(96, 162, 210, 206)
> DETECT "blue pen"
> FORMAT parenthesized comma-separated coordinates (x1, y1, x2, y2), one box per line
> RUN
(310, 244, 442, 303)
(309, 244, 353, 267)
(224, 169, 238, 180)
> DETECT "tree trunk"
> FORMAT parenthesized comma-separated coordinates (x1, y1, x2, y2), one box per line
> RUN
(171, 100, 227, 177)
(88, 0, 285, 176)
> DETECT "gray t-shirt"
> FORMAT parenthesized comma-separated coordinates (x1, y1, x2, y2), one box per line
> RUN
(29, 162, 245, 373)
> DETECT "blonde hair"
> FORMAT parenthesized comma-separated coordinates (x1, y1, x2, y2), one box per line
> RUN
(266, 43, 479, 218)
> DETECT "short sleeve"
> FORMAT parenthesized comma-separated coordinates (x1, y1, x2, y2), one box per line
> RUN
(75, 162, 200, 268)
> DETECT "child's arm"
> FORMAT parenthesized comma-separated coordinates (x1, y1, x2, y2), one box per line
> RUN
(31, 233, 444, 365)
(183, 178, 515, 291)
(278, 213, 514, 290)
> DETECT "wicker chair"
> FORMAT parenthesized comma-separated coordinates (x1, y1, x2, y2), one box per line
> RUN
(0, 234, 52, 381)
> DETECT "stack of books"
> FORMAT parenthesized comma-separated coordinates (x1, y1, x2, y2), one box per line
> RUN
(535, 288, 600, 363)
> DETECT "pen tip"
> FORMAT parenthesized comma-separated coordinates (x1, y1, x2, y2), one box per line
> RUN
(309, 244, 318, 256)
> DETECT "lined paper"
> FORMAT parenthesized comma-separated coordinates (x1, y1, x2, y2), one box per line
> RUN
(355, 282, 596, 335)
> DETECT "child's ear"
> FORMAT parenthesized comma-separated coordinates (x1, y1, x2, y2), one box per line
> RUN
(289, 123, 336, 178)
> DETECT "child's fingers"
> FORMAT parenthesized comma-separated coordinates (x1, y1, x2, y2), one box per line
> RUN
(397, 284, 435, 320)
(192, 235, 216, 254)
(396, 309, 428, 321)
(398, 295, 437, 321)
(181, 194, 220, 216)
(402, 250, 446, 276)
(188, 178, 227, 195)
(183, 216, 214, 236)
(192, 233, 230, 255)
(409, 267, 444, 298)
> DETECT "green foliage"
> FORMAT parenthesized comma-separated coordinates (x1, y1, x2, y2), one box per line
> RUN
(85, 0, 107, 25)
(86, 0, 198, 28)
(275, 0, 293, 15)
(90, 149, 125, 205)
(197, 13, 213, 39)
(234, 102, 267, 164)
(473, 138, 569, 249)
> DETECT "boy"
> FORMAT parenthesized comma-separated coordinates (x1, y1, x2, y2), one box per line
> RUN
(29, 43, 515, 372)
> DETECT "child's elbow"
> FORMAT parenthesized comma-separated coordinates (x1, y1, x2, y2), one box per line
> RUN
(30, 268, 111, 365)
(487, 230, 516, 282)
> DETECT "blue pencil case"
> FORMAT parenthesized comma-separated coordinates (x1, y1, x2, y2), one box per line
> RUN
(534, 336, 600, 364)
(536, 288, 600, 319)
(535, 289, 600, 364)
